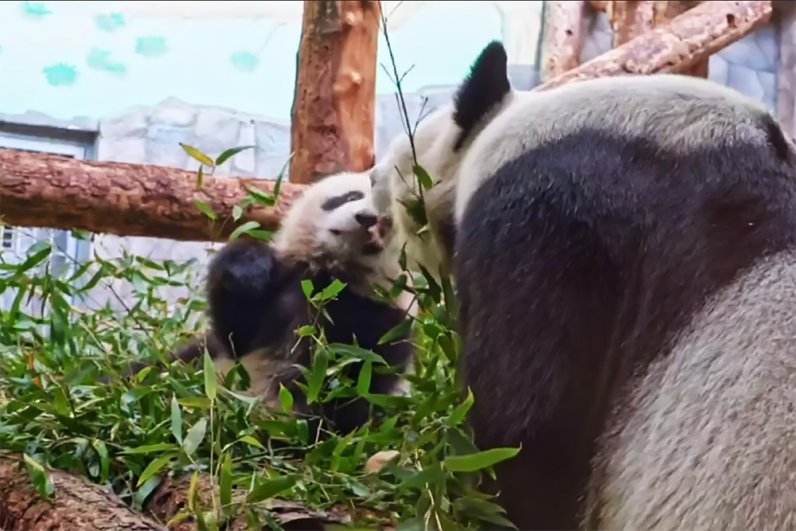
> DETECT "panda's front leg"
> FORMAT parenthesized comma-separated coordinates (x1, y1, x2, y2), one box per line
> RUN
(206, 238, 282, 357)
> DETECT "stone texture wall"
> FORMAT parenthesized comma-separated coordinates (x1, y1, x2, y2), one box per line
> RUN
(777, 7, 796, 137)
(709, 25, 779, 111)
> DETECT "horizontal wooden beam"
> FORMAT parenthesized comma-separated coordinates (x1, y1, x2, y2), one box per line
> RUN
(0, 148, 306, 242)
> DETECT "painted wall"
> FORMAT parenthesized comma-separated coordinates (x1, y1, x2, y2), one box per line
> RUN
(0, 1, 542, 124)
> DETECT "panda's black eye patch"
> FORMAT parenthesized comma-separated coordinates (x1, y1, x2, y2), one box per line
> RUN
(321, 191, 364, 211)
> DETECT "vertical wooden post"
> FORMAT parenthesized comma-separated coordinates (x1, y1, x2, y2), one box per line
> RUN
(290, 0, 381, 184)
(540, 1, 588, 81)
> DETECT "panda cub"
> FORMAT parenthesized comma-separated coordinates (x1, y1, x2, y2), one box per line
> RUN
(372, 41, 796, 530)
(178, 171, 415, 436)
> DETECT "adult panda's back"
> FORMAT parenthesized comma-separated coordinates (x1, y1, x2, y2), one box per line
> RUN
(584, 248, 796, 530)
(453, 97, 796, 529)
(453, 74, 783, 225)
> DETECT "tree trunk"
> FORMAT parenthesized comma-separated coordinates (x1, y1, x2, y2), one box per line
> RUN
(540, 1, 588, 81)
(290, 0, 381, 184)
(0, 454, 165, 531)
(0, 148, 305, 242)
(536, 0, 771, 91)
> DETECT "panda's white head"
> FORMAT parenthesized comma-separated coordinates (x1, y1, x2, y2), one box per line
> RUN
(370, 41, 514, 279)
(272, 171, 402, 291)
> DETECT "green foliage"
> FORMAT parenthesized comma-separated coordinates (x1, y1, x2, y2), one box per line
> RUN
(0, 15, 523, 524)
(0, 189, 518, 531)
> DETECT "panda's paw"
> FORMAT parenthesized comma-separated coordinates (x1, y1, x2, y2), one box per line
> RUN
(208, 239, 279, 295)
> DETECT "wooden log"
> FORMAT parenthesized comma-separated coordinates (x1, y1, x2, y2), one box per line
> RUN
(608, 2, 707, 76)
(660, 2, 713, 80)
(536, 1, 772, 91)
(0, 149, 305, 242)
(0, 454, 165, 531)
(290, 0, 380, 184)
(608, 0, 658, 46)
(540, 1, 589, 81)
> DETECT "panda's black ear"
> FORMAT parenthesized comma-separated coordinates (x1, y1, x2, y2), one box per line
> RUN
(452, 41, 510, 151)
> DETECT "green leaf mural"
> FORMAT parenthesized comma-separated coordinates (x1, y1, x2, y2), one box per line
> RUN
(87, 48, 127, 76)
(22, 1, 51, 18)
(95, 13, 126, 32)
(42, 64, 77, 87)
(135, 36, 167, 58)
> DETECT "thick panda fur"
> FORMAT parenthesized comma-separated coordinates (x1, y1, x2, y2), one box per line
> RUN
(371, 41, 796, 529)
(172, 171, 416, 436)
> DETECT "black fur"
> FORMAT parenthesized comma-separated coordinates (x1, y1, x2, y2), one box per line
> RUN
(321, 190, 365, 212)
(452, 41, 510, 151)
(436, 216, 457, 264)
(454, 126, 796, 529)
(760, 111, 795, 163)
(184, 238, 413, 436)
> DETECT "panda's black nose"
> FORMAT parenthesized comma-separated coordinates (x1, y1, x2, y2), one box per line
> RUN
(355, 212, 378, 228)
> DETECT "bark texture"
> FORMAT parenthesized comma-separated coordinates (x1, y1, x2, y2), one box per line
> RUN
(537, 0, 771, 91)
(0, 454, 165, 531)
(540, 1, 588, 81)
(0, 149, 305, 242)
(608, 1, 706, 76)
(290, 0, 381, 184)
(609, 0, 659, 45)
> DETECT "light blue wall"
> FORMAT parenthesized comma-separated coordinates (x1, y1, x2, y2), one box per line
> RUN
(0, 1, 504, 123)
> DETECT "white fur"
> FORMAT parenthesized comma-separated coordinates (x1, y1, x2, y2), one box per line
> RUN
(274, 171, 383, 279)
(274, 170, 416, 317)
(371, 74, 775, 275)
(371, 109, 462, 279)
(259, 171, 417, 401)
(585, 250, 796, 530)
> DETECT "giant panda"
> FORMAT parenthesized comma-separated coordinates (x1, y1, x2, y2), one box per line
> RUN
(371, 41, 796, 529)
(165, 170, 416, 437)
